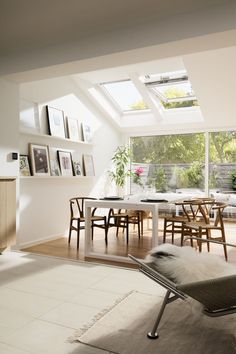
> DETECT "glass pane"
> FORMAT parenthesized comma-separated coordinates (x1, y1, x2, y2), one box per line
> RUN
(102, 80, 148, 111)
(153, 82, 195, 100)
(130, 134, 205, 197)
(147, 74, 199, 109)
(209, 131, 236, 221)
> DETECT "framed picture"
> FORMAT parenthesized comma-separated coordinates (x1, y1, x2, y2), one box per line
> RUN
(81, 123, 92, 143)
(73, 161, 82, 176)
(83, 154, 95, 176)
(57, 150, 73, 176)
(29, 144, 50, 176)
(67, 117, 80, 141)
(49, 148, 61, 176)
(19, 155, 31, 176)
(46, 106, 66, 138)
(50, 158, 61, 176)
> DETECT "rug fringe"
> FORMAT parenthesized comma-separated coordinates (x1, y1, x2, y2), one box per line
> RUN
(68, 290, 134, 343)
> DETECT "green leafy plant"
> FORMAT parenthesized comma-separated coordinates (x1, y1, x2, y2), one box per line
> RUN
(209, 165, 219, 189)
(109, 146, 132, 187)
(147, 167, 167, 192)
(174, 162, 204, 188)
(232, 171, 236, 191)
(186, 161, 204, 188)
(174, 166, 189, 188)
(133, 166, 144, 188)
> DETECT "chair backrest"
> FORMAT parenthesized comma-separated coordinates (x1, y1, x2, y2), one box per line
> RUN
(181, 199, 227, 232)
(212, 202, 228, 228)
(178, 199, 216, 223)
(175, 200, 205, 222)
(69, 197, 97, 218)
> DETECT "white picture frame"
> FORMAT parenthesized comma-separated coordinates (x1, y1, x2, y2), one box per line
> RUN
(20, 155, 31, 176)
(29, 144, 51, 176)
(83, 154, 95, 176)
(67, 117, 80, 141)
(81, 123, 92, 143)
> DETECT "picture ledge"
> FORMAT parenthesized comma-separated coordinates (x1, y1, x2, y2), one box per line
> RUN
(20, 176, 94, 179)
(20, 130, 92, 145)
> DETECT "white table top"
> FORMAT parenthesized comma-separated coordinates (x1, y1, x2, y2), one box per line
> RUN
(84, 198, 171, 211)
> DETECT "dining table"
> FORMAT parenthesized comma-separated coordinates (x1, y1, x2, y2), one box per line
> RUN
(84, 197, 171, 263)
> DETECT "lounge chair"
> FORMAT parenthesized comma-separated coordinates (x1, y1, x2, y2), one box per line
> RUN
(129, 238, 236, 340)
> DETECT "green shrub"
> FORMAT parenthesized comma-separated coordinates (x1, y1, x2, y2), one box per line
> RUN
(232, 171, 236, 191)
(174, 162, 203, 189)
(147, 167, 167, 192)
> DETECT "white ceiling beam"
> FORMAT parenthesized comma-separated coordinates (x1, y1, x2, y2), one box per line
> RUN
(69, 76, 122, 130)
(129, 72, 163, 122)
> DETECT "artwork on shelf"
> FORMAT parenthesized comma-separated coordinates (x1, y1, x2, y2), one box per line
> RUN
(57, 150, 73, 176)
(83, 154, 95, 176)
(67, 117, 80, 141)
(46, 106, 66, 138)
(50, 158, 61, 176)
(19, 155, 31, 176)
(49, 148, 60, 176)
(29, 144, 50, 176)
(73, 161, 82, 176)
(81, 123, 92, 143)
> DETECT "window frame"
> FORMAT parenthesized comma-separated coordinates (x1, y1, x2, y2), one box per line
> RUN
(144, 74, 198, 109)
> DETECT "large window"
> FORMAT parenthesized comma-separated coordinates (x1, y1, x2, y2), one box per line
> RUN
(130, 131, 236, 220)
(209, 131, 236, 193)
(130, 133, 205, 194)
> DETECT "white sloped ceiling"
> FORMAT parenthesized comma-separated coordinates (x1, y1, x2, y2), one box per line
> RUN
(183, 46, 236, 129)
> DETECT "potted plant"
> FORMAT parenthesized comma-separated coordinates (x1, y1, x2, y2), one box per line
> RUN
(109, 145, 132, 195)
(133, 166, 145, 189)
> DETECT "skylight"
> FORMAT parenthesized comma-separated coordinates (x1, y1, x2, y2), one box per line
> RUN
(143, 71, 199, 110)
(100, 80, 148, 112)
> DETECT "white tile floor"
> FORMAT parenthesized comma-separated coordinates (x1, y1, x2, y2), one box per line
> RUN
(0, 251, 164, 354)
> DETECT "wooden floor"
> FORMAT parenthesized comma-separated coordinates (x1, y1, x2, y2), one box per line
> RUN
(22, 219, 236, 267)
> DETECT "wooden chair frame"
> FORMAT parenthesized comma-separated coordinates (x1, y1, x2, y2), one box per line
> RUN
(107, 208, 143, 244)
(68, 197, 107, 249)
(182, 201, 228, 260)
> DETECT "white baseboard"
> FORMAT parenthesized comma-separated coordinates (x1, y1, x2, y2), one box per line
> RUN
(17, 233, 65, 249)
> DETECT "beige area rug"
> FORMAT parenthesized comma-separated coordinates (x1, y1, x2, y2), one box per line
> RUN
(77, 291, 236, 354)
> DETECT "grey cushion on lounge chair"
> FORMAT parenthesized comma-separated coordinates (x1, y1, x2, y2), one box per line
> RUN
(129, 245, 236, 339)
(177, 274, 236, 315)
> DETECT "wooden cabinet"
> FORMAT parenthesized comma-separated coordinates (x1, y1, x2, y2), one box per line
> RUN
(0, 179, 16, 253)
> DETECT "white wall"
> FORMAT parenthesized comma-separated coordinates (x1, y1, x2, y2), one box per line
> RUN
(19, 76, 121, 247)
(0, 79, 19, 176)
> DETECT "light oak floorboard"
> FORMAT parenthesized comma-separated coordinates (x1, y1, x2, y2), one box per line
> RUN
(22, 219, 236, 267)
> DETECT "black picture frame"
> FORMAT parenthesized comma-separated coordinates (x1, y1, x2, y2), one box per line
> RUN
(46, 106, 66, 139)
(73, 161, 82, 176)
(57, 150, 73, 176)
